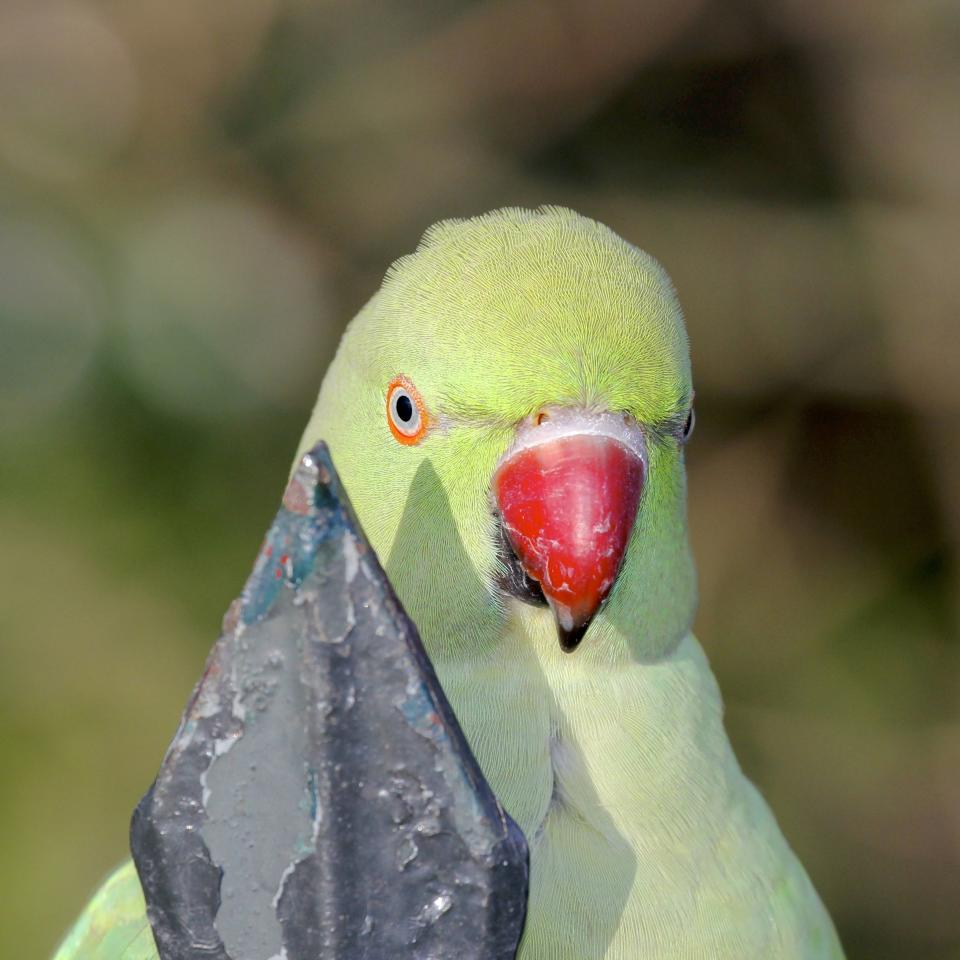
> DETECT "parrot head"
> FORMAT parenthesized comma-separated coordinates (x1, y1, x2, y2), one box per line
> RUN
(298, 207, 696, 667)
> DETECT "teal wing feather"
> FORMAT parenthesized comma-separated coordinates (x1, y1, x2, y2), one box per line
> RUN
(52, 861, 158, 960)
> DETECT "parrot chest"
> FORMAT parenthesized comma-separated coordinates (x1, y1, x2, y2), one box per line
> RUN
(436, 633, 841, 960)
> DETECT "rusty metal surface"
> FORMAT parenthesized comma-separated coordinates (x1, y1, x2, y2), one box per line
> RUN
(130, 442, 528, 960)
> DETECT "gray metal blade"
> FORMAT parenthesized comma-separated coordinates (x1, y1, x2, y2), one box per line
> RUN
(130, 442, 529, 960)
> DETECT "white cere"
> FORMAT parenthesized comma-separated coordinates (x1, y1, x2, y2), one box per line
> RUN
(497, 407, 648, 469)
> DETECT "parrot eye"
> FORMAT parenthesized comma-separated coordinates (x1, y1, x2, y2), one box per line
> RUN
(680, 406, 695, 444)
(386, 375, 430, 445)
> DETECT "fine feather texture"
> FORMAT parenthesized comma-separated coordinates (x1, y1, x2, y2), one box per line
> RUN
(51, 862, 154, 960)
(55, 208, 843, 960)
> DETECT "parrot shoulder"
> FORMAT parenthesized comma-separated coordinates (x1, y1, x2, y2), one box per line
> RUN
(52, 860, 157, 960)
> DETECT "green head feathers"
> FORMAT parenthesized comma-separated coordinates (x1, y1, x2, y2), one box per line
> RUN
(298, 206, 696, 668)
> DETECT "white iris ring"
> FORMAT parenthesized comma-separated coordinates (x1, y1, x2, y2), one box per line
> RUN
(390, 387, 420, 436)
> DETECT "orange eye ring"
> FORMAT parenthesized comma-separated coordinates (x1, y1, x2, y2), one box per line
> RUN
(386, 375, 431, 445)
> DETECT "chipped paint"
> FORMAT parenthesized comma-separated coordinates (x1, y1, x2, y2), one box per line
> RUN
(131, 442, 528, 960)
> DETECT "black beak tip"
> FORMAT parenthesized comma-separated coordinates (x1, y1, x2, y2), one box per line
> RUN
(557, 620, 590, 653)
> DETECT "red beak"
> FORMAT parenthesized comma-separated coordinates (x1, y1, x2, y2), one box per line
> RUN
(493, 411, 645, 651)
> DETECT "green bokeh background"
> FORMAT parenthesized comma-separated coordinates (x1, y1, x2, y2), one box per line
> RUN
(1, 1, 958, 957)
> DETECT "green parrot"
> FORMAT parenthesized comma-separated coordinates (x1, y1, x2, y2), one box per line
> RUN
(54, 207, 843, 959)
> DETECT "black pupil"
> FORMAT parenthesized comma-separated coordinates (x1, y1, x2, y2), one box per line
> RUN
(395, 393, 414, 423)
(683, 409, 694, 436)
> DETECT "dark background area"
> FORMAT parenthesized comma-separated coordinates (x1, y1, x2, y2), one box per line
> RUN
(1, 1, 958, 957)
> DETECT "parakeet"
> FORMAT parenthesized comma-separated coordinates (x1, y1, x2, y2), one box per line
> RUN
(54, 207, 844, 959)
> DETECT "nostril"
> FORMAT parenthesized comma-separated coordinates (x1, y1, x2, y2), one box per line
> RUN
(535, 410, 551, 426)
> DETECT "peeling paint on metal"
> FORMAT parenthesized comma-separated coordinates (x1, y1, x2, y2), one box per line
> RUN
(131, 442, 528, 960)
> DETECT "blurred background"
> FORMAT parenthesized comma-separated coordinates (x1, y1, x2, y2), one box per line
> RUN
(1, 0, 958, 957)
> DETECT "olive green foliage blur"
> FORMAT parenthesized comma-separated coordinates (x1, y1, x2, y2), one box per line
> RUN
(0, 2, 957, 959)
